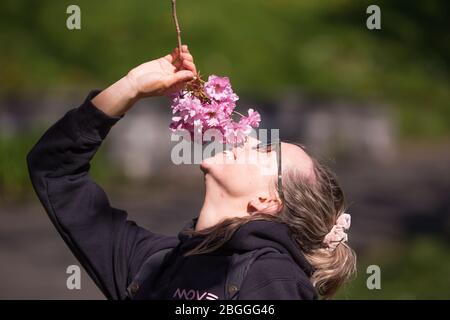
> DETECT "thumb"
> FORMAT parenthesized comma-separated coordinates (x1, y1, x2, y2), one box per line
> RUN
(165, 70, 195, 88)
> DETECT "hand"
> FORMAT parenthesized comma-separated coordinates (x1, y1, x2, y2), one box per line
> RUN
(92, 45, 197, 116)
(126, 45, 197, 98)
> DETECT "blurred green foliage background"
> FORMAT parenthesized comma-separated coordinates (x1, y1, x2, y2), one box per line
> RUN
(337, 237, 450, 299)
(0, 0, 449, 300)
(1, 0, 449, 137)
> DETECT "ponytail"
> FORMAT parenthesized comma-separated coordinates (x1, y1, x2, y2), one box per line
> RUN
(280, 160, 357, 298)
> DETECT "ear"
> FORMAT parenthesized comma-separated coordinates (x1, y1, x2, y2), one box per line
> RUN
(247, 196, 283, 215)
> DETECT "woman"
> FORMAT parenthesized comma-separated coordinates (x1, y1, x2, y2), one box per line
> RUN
(27, 45, 356, 300)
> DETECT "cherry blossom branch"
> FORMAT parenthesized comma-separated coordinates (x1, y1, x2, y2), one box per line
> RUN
(167, 5, 262, 145)
(233, 110, 245, 117)
(171, 0, 182, 56)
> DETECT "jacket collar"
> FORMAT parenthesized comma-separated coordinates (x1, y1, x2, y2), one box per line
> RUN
(176, 216, 314, 277)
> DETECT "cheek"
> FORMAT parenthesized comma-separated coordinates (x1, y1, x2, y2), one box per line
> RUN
(226, 165, 260, 195)
(241, 151, 277, 180)
(210, 163, 262, 196)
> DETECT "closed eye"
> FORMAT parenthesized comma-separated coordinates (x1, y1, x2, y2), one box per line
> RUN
(254, 143, 274, 153)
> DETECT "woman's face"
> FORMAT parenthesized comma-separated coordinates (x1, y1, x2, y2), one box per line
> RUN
(200, 137, 314, 200)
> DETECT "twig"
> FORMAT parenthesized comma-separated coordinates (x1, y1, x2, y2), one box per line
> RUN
(171, 1, 205, 94)
(171, 0, 183, 55)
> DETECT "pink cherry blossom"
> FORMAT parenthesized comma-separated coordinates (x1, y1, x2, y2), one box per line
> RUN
(169, 74, 261, 145)
(239, 108, 261, 128)
(204, 75, 239, 102)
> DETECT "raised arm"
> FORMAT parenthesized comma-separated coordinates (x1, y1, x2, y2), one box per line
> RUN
(92, 45, 196, 116)
(26, 46, 196, 299)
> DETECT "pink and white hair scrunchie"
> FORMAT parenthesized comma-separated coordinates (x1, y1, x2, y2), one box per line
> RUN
(323, 213, 351, 251)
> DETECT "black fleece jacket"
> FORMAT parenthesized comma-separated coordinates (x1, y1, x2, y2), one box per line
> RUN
(26, 91, 318, 300)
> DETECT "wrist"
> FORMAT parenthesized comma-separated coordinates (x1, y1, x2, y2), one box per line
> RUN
(115, 75, 140, 105)
(92, 76, 139, 117)
(122, 73, 140, 101)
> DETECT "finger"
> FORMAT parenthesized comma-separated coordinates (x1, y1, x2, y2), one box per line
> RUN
(175, 46, 191, 60)
(163, 52, 174, 63)
(166, 47, 189, 69)
(163, 47, 179, 63)
(180, 52, 194, 63)
(165, 70, 194, 88)
(182, 59, 197, 75)
(175, 46, 188, 58)
(172, 48, 183, 69)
